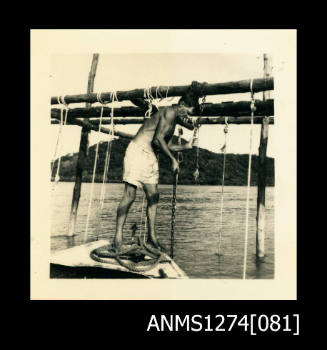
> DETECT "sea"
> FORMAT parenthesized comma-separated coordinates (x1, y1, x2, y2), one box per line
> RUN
(51, 182, 274, 279)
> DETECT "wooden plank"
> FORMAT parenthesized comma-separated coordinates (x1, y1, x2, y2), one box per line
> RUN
(51, 77, 274, 105)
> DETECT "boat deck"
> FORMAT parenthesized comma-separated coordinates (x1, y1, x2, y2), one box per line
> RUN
(50, 240, 188, 279)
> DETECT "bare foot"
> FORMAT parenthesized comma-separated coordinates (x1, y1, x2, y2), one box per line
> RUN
(113, 238, 123, 252)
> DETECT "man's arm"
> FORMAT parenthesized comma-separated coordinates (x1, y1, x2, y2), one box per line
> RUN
(153, 112, 179, 173)
(176, 114, 195, 130)
(153, 113, 176, 161)
(130, 98, 158, 115)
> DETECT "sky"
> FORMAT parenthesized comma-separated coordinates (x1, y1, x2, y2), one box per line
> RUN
(50, 53, 275, 158)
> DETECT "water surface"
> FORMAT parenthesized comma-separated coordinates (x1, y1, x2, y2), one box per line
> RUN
(51, 183, 274, 279)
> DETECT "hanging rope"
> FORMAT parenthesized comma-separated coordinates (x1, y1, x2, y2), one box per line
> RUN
(217, 117, 229, 255)
(192, 93, 206, 182)
(144, 87, 154, 119)
(51, 96, 69, 185)
(242, 80, 256, 279)
(95, 91, 118, 240)
(155, 85, 164, 102)
(193, 125, 200, 182)
(83, 93, 107, 242)
(164, 86, 176, 102)
(170, 128, 184, 258)
(51, 96, 64, 176)
(170, 170, 178, 259)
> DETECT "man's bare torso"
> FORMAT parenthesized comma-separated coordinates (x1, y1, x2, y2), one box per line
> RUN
(133, 107, 176, 152)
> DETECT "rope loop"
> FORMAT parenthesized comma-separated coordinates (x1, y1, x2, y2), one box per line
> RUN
(249, 79, 256, 116)
(249, 78, 254, 98)
(143, 87, 154, 119)
(155, 86, 164, 101)
(250, 99, 256, 114)
(109, 91, 118, 134)
(97, 92, 110, 105)
(224, 117, 229, 134)
(217, 118, 228, 255)
(164, 86, 176, 102)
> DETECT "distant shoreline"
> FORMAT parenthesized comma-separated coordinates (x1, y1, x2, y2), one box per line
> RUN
(51, 139, 275, 187)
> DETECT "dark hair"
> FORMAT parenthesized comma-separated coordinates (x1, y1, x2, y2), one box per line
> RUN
(178, 81, 206, 115)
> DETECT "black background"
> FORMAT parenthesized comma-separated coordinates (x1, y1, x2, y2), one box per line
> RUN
(18, 24, 311, 340)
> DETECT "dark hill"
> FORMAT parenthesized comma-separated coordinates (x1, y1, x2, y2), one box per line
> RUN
(51, 136, 274, 186)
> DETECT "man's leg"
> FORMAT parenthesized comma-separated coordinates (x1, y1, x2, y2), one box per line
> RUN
(114, 183, 136, 248)
(143, 183, 160, 247)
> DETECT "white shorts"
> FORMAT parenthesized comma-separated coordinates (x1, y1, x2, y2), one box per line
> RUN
(123, 141, 159, 188)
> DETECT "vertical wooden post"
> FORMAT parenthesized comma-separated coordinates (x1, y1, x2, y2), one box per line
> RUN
(256, 54, 271, 258)
(68, 54, 99, 236)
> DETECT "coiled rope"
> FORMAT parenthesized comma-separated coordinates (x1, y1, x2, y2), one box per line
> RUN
(90, 238, 170, 273)
(242, 80, 256, 279)
(51, 96, 69, 185)
(217, 117, 229, 256)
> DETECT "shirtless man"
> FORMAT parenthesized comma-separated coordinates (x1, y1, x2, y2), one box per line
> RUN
(113, 88, 201, 250)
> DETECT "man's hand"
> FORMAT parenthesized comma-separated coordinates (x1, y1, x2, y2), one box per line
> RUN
(171, 158, 179, 174)
(185, 136, 195, 150)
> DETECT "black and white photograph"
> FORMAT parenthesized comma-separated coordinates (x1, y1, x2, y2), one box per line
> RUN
(30, 29, 296, 300)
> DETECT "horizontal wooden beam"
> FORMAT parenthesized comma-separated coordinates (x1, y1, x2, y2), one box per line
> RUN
(51, 114, 134, 139)
(51, 99, 274, 120)
(52, 115, 274, 126)
(51, 77, 274, 105)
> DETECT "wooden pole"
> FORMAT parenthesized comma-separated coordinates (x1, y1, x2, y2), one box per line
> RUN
(51, 113, 134, 139)
(256, 54, 272, 258)
(86, 116, 274, 125)
(51, 77, 274, 105)
(51, 100, 274, 119)
(67, 54, 99, 236)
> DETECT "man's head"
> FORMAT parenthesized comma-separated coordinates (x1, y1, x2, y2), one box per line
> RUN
(178, 91, 200, 116)
(177, 81, 206, 117)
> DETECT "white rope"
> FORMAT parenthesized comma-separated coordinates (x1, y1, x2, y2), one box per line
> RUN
(165, 86, 176, 102)
(83, 95, 106, 242)
(95, 91, 118, 240)
(242, 80, 255, 279)
(144, 86, 176, 119)
(217, 117, 229, 255)
(144, 87, 154, 119)
(52, 96, 69, 185)
(155, 86, 164, 101)
(51, 97, 64, 176)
